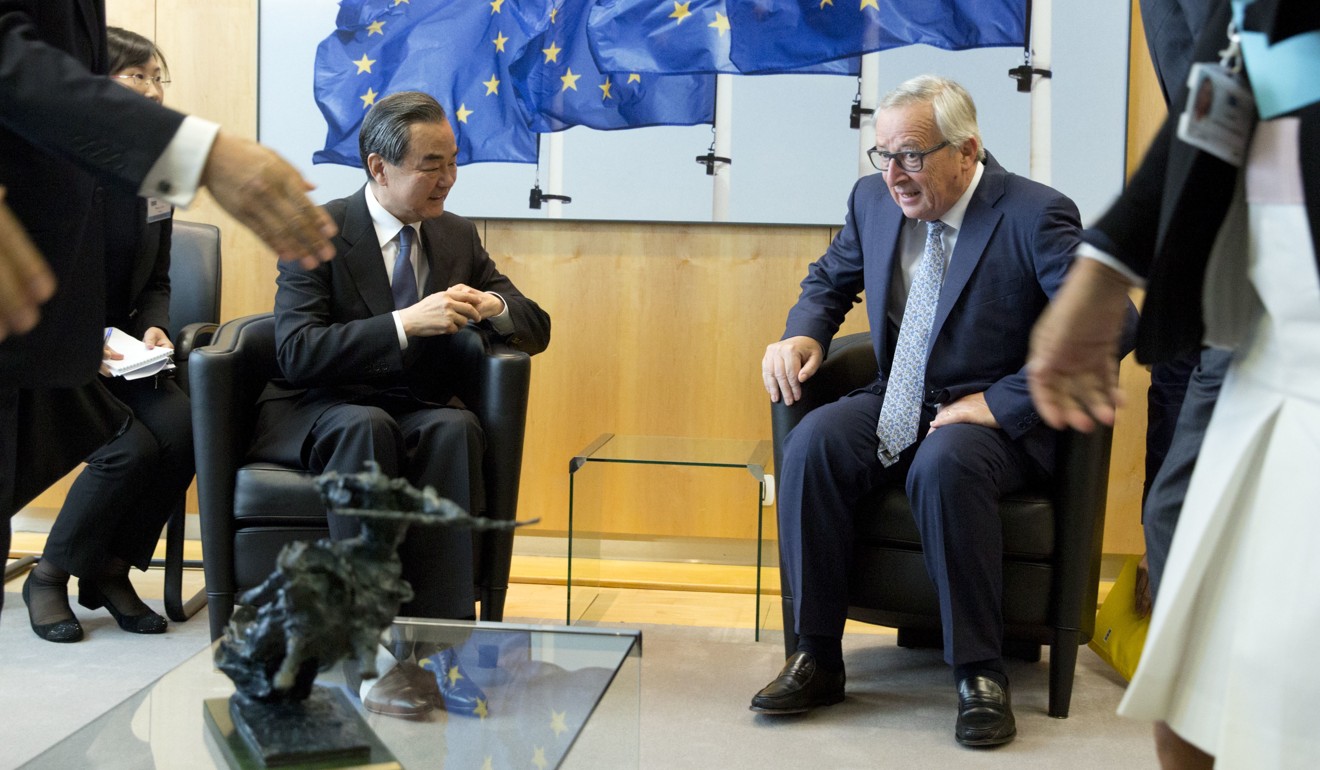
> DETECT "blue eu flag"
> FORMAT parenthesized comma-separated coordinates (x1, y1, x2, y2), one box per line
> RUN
(727, 0, 1025, 73)
(588, 0, 858, 75)
(508, 0, 716, 131)
(313, 0, 549, 166)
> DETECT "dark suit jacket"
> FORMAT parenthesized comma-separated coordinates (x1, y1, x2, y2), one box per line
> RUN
(782, 154, 1081, 473)
(249, 186, 551, 465)
(0, 0, 186, 388)
(1086, 0, 1320, 363)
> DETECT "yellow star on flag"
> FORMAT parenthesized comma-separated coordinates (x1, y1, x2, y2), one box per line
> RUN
(599, 80, 613, 100)
(366, 20, 385, 35)
(492, 31, 509, 52)
(353, 54, 375, 74)
(455, 103, 473, 123)
(481, 758, 494, 770)
(360, 87, 378, 108)
(708, 11, 730, 35)
(628, 73, 642, 84)
(550, 6, 559, 23)
(532, 747, 548, 770)
(490, 0, 504, 12)
(819, 0, 833, 6)
(447, 666, 463, 687)
(475, 698, 489, 719)
(542, 41, 562, 63)
(393, 0, 409, 5)
(560, 67, 581, 91)
(669, 1, 692, 23)
(483, 75, 500, 95)
(550, 709, 568, 736)
(860, 0, 878, 9)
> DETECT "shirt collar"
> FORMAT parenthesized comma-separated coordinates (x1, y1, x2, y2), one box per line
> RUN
(364, 184, 420, 249)
(931, 160, 984, 233)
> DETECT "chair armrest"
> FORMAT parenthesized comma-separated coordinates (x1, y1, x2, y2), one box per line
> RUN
(190, 313, 280, 599)
(769, 332, 877, 475)
(1049, 426, 1114, 639)
(171, 321, 218, 394)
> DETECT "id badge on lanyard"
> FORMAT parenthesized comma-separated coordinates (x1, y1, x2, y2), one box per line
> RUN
(1176, 18, 1256, 167)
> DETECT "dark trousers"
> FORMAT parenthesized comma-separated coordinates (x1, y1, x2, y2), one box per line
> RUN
(1143, 347, 1230, 598)
(306, 396, 483, 620)
(42, 375, 193, 576)
(1144, 353, 1200, 503)
(1, 387, 15, 614)
(777, 389, 1040, 666)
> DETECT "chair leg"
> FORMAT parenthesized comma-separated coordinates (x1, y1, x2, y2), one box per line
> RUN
(155, 504, 207, 622)
(1048, 628, 1081, 718)
(208, 593, 235, 642)
(480, 585, 507, 622)
(3, 554, 39, 582)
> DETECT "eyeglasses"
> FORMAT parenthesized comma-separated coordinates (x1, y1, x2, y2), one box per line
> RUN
(867, 141, 950, 173)
(113, 73, 170, 88)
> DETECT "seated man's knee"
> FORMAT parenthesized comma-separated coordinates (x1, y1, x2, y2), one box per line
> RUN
(906, 424, 993, 498)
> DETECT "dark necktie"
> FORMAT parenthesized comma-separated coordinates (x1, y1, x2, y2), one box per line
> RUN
(876, 219, 947, 466)
(391, 225, 418, 310)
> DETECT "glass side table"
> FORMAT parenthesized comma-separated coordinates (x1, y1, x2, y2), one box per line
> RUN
(568, 434, 772, 640)
(22, 619, 642, 770)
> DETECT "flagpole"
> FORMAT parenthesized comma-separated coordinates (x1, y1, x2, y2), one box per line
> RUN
(547, 132, 566, 219)
(1028, 0, 1052, 185)
(857, 53, 880, 178)
(712, 74, 733, 221)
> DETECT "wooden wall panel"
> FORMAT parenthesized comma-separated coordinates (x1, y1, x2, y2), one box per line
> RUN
(483, 219, 868, 539)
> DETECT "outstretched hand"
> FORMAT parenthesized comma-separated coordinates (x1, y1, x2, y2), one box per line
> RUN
(202, 132, 338, 269)
(1027, 258, 1134, 432)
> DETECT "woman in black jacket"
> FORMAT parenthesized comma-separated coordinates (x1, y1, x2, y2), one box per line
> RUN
(23, 28, 195, 643)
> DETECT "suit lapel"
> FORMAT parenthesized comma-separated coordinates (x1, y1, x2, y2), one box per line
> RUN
(866, 199, 906, 355)
(929, 162, 1004, 343)
(419, 218, 451, 297)
(341, 188, 396, 318)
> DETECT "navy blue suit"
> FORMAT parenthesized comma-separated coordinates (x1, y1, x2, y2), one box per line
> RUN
(777, 155, 1080, 666)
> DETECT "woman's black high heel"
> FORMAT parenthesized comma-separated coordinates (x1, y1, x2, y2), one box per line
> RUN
(78, 578, 167, 635)
(22, 571, 84, 643)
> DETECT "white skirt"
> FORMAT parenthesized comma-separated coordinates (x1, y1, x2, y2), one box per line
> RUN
(1118, 118, 1320, 767)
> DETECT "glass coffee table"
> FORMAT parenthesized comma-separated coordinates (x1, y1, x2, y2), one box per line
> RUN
(21, 619, 641, 769)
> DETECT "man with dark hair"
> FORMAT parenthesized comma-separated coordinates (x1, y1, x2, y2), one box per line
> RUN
(248, 90, 550, 716)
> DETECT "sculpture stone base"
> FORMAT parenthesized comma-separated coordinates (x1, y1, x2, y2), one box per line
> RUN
(204, 686, 399, 769)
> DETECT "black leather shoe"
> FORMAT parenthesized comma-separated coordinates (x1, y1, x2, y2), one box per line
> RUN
(749, 651, 845, 714)
(955, 675, 1016, 747)
(363, 663, 436, 719)
(420, 648, 489, 718)
(77, 578, 167, 635)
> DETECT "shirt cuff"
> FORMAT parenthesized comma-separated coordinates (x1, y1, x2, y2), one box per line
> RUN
(392, 311, 409, 350)
(138, 116, 221, 207)
(486, 292, 514, 335)
(1076, 242, 1146, 289)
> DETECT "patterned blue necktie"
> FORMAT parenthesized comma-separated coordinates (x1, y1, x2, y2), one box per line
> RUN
(876, 219, 947, 466)
(391, 225, 419, 310)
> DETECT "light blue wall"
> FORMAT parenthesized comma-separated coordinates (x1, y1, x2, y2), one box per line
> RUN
(258, 1, 1129, 226)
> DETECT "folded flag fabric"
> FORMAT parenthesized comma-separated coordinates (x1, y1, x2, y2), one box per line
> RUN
(587, 0, 858, 75)
(508, 0, 716, 131)
(726, 0, 1025, 73)
(313, 0, 549, 166)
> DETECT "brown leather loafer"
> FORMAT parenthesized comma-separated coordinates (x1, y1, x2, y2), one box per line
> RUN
(955, 675, 1016, 747)
(363, 662, 437, 720)
(749, 651, 845, 714)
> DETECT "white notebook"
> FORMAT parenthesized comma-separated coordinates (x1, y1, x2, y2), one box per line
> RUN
(104, 327, 175, 380)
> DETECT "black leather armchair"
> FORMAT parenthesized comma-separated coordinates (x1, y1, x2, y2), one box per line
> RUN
(190, 313, 531, 640)
(772, 332, 1112, 718)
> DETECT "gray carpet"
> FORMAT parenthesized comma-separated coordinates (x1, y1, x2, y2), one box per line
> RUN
(562, 620, 1161, 769)
(1, 583, 1158, 769)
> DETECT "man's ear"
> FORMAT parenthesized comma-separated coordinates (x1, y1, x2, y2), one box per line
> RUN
(366, 153, 387, 185)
